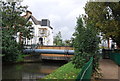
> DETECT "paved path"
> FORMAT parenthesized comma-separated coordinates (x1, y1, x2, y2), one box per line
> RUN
(98, 59, 120, 81)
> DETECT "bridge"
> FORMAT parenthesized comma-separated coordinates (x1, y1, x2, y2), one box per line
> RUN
(23, 45, 74, 61)
(24, 49, 74, 55)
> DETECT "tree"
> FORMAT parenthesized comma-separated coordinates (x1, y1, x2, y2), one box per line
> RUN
(72, 16, 100, 76)
(1, 1, 33, 62)
(53, 31, 64, 46)
(84, 2, 120, 47)
(64, 40, 71, 46)
(63, 38, 74, 46)
(2, 31, 22, 62)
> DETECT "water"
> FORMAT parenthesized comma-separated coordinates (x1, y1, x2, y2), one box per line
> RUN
(2, 60, 66, 80)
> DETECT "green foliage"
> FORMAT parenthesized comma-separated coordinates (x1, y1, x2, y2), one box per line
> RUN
(72, 16, 100, 76)
(1, 1, 33, 62)
(54, 31, 74, 46)
(84, 2, 120, 47)
(16, 54, 28, 62)
(1, 1, 33, 39)
(2, 30, 22, 62)
(53, 31, 64, 46)
(63, 38, 73, 46)
(44, 62, 80, 79)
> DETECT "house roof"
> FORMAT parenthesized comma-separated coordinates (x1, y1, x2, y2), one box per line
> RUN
(24, 11, 53, 29)
(31, 16, 40, 25)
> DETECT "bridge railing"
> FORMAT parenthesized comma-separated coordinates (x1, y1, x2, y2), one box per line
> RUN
(76, 57, 93, 81)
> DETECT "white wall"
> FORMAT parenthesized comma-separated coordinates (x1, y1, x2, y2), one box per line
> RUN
(16, 18, 53, 45)
(39, 26, 53, 45)
(25, 25, 53, 45)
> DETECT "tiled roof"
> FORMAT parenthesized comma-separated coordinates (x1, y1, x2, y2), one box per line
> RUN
(25, 11, 53, 29)
(31, 16, 40, 25)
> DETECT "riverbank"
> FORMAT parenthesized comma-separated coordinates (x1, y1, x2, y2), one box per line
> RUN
(3, 60, 66, 80)
(43, 61, 80, 79)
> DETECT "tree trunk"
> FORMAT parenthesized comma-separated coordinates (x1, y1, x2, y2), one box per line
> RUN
(107, 38, 110, 49)
(19, 32, 23, 48)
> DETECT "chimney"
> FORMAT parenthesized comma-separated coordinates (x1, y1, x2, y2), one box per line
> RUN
(23, 11, 32, 19)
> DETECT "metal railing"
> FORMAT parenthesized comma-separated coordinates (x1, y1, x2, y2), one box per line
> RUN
(76, 57, 93, 81)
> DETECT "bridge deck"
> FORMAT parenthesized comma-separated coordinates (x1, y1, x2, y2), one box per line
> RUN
(38, 46, 74, 60)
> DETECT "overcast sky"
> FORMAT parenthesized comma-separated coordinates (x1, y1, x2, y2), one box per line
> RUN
(21, 0, 88, 40)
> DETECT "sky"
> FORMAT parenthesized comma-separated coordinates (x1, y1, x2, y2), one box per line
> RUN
(21, 0, 88, 40)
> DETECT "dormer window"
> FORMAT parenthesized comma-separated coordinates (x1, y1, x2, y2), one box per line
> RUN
(41, 19, 50, 27)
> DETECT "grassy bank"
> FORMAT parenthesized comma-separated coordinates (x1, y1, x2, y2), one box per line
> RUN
(44, 61, 80, 79)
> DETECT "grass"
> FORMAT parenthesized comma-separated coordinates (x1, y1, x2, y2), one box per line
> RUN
(43, 61, 80, 79)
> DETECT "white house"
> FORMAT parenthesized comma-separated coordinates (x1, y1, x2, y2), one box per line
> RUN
(99, 33, 117, 49)
(18, 11, 53, 45)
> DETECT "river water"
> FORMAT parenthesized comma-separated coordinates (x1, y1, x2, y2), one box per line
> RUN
(2, 60, 66, 81)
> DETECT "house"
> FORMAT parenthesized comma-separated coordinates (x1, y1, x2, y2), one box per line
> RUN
(17, 11, 53, 46)
(99, 33, 117, 49)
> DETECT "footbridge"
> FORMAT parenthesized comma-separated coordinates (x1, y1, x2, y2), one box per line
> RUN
(23, 49, 74, 55)
(23, 45, 74, 61)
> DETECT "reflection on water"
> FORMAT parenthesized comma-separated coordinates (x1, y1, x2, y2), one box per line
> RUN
(2, 60, 66, 80)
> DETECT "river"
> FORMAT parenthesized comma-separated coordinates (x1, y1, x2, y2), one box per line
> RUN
(2, 60, 66, 81)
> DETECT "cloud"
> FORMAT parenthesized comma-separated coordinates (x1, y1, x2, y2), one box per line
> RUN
(66, 8, 85, 20)
(21, 0, 87, 40)
(54, 26, 75, 40)
(48, 14, 61, 24)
